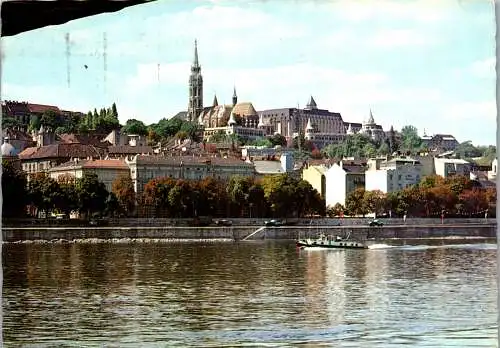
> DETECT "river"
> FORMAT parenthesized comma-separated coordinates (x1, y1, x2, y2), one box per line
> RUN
(2, 238, 498, 347)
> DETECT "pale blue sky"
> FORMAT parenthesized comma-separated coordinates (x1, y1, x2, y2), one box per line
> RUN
(1, 0, 496, 145)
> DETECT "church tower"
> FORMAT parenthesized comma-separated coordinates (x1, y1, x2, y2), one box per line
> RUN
(188, 40, 203, 122)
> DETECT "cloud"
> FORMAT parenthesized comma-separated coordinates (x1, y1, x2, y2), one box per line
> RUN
(469, 57, 495, 79)
(369, 29, 435, 48)
(441, 100, 496, 121)
(327, 0, 461, 23)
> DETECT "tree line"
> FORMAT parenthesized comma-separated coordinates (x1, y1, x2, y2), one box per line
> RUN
(329, 174, 496, 218)
(2, 162, 324, 219)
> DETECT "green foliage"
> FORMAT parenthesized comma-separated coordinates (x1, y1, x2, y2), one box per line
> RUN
(2, 117, 22, 130)
(1, 160, 27, 217)
(322, 133, 379, 159)
(40, 110, 64, 130)
(122, 119, 148, 136)
(75, 173, 109, 218)
(28, 115, 41, 132)
(250, 137, 272, 147)
(269, 134, 287, 147)
(27, 173, 61, 216)
(454, 141, 483, 159)
(400, 125, 422, 152)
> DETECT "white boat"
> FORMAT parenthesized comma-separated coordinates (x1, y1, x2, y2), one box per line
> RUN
(296, 232, 368, 249)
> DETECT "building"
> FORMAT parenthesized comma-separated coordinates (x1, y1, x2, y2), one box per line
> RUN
(421, 133, 460, 152)
(488, 158, 497, 180)
(358, 110, 385, 142)
(125, 154, 255, 197)
(251, 152, 296, 178)
(102, 129, 147, 147)
(259, 96, 347, 148)
(325, 161, 366, 208)
(1, 136, 22, 170)
(302, 164, 328, 198)
(47, 159, 129, 192)
(434, 157, 471, 178)
(18, 143, 104, 178)
(365, 157, 422, 193)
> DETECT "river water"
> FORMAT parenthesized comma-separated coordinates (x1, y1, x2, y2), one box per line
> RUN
(2, 238, 498, 347)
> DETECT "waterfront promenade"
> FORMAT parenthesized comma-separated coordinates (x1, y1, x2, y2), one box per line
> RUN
(2, 218, 496, 243)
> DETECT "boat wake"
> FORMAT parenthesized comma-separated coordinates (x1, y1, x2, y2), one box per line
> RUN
(367, 244, 397, 249)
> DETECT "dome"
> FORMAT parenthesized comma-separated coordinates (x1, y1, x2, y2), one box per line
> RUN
(1, 142, 17, 156)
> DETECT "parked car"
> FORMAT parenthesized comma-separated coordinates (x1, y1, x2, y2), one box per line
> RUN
(368, 219, 384, 227)
(265, 219, 284, 227)
(214, 219, 232, 226)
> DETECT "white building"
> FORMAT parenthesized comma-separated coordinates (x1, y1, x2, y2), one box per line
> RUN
(47, 159, 130, 192)
(125, 154, 255, 197)
(434, 157, 471, 178)
(365, 157, 422, 193)
(488, 158, 497, 180)
(325, 161, 365, 208)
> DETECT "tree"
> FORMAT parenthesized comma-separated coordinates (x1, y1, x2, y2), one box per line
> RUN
(112, 175, 136, 216)
(327, 203, 345, 217)
(269, 134, 287, 147)
(28, 115, 41, 132)
(75, 173, 108, 218)
(141, 177, 177, 217)
(400, 125, 422, 152)
(2, 117, 22, 130)
(459, 189, 488, 216)
(251, 137, 272, 147)
(40, 110, 63, 130)
(454, 141, 482, 159)
(27, 173, 62, 217)
(168, 180, 195, 217)
(121, 119, 148, 136)
(345, 188, 369, 216)
(55, 174, 79, 216)
(363, 190, 387, 217)
(111, 102, 119, 119)
(1, 160, 27, 218)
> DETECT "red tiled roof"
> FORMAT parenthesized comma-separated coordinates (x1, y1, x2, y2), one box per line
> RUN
(18, 143, 102, 160)
(58, 133, 110, 147)
(108, 145, 154, 154)
(83, 159, 128, 169)
(27, 104, 60, 114)
(133, 155, 254, 167)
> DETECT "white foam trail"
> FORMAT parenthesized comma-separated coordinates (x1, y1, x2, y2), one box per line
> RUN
(368, 244, 396, 249)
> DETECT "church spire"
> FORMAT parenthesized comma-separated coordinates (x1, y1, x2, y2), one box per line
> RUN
(232, 86, 238, 106)
(188, 39, 203, 122)
(193, 39, 199, 68)
(213, 93, 218, 107)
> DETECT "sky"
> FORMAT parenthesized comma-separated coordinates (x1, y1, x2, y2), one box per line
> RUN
(1, 0, 496, 145)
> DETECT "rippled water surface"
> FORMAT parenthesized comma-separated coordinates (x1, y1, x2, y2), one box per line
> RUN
(3, 239, 498, 347)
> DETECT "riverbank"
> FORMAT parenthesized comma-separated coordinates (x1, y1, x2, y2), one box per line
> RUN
(2, 223, 497, 243)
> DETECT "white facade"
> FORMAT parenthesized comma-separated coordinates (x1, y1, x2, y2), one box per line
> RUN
(434, 158, 470, 178)
(365, 158, 422, 193)
(488, 158, 497, 180)
(325, 162, 365, 208)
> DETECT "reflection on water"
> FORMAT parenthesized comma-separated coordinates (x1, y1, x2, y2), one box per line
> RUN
(3, 239, 498, 347)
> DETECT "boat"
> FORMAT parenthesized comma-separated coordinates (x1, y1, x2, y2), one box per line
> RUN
(296, 231, 368, 249)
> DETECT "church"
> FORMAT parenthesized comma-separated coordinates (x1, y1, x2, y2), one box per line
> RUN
(185, 40, 266, 142)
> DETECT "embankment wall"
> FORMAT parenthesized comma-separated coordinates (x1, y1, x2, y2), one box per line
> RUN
(2, 224, 496, 243)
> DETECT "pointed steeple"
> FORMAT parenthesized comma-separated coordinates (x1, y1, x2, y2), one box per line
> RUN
(193, 39, 199, 68)
(306, 96, 317, 110)
(258, 114, 265, 128)
(232, 86, 238, 106)
(212, 93, 218, 107)
(367, 108, 375, 124)
(305, 118, 313, 131)
(228, 111, 237, 126)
